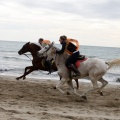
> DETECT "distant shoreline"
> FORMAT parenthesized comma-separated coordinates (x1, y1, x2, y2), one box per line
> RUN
(0, 40, 120, 48)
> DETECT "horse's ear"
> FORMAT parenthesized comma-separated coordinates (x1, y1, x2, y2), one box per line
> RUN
(51, 42, 54, 46)
(49, 42, 54, 47)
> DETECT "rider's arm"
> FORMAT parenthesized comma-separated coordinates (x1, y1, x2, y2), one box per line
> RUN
(56, 42, 66, 54)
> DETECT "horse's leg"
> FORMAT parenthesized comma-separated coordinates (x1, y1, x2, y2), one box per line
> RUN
(98, 78, 108, 96)
(54, 77, 79, 90)
(67, 80, 82, 97)
(56, 77, 68, 94)
(16, 68, 34, 80)
(66, 79, 75, 95)
(74, 79, 79, 89)
(60, 75, 62, 80)
(22, 68, 35, 80)
(22, 66, 33, 79)
(16, 66, 34, 80)
(24, 66, 32, 75)
(54, 75, 62, 89)
(83, 78, 99, 96)
(66, 79, 74, 93)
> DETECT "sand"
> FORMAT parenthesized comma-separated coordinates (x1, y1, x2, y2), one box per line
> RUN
(0, 75, 120, 120)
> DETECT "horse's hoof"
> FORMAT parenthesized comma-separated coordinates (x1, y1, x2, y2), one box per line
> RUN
(53, 86, 56, 89)
(23, 77, 26, 80)
(82, 95, 87, 100)
(16, 78, 19, 80)
(67, 91, 70, 95)
(100, 92, 103, 96)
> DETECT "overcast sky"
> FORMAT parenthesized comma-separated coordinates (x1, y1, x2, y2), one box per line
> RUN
(0, 0, 120, 47)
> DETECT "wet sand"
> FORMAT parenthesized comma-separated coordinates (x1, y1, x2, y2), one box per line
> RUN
(0, 75, 120, 120)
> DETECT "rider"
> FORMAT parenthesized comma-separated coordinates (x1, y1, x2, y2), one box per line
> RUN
(55, 35, 81, 77)
(39, 38, 51, 47)
(38, 38, 52, 74)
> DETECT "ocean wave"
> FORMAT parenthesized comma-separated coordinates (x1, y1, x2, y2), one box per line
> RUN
(0, 68, 120, 84)
(106, 72, 120, 76)
(0, 68, 23, 72)
(86, 55, 108, 61)
(0, 50, 17, 52)
(2, 56, 30, 61)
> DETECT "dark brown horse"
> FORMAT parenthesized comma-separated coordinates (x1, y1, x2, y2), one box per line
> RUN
(16, 42, 79, 89)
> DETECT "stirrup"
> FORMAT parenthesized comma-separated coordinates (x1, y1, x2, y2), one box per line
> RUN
(72, 75, 81, 79)
(71, 72, 81, 78)
(72, 74, 81, 77)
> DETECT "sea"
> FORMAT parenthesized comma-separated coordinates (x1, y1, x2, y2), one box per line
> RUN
(0, 40, 120, 85)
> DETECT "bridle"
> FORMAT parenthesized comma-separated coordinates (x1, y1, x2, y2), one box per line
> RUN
(23, 53, 32, 61)
(21, 42, 41, 61)
(40, 44, 52, 57)
(39, 43, 57, 62)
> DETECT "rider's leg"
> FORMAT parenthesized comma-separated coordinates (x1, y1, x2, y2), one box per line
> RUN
(46, 60, 52, 74)
(68, 64, 81, 76)
(65, 51, 81, 76)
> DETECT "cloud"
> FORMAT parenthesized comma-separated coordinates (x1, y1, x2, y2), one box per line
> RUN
(1, 0, 120, 21)
(16, 0, 120, 20)
(90, 0, 120, 19)
(0, 0, 120, 47)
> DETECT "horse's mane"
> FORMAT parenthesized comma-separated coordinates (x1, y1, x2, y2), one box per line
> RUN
(31, 42, 43, 49)
(52, 44, 69, 59)
(54, 45, 60, 51)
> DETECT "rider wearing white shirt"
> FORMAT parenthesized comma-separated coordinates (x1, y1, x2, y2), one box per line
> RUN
(38, 38, 52, 74)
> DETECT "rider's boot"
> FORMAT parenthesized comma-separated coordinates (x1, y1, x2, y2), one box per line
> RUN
(46, 60, 52, 74)
(68, 64, 81, 77)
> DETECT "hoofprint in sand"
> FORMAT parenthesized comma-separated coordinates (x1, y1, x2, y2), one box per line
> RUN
(0, 75, 120, 120)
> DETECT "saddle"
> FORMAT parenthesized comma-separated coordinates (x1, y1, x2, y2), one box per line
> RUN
(74, 55, 87, 68)
(78, 55, 85, 60)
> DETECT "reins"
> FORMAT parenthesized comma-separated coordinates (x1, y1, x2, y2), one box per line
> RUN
(20, 42, 42, 61)
(54, 50, 57, 62)
(41, 44, 52, 56)
(23, 53, 32, 61)
(38, 43, 57, 62)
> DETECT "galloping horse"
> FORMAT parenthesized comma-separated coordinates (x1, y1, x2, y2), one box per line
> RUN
(16, 42, 79, 89)
(38, 42, 120, 100)
(16, 42, 57, 80)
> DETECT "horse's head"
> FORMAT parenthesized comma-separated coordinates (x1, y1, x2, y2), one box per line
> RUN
(18, 42, 41, 55)
(18, 42, 30, 55)
(37, 42, 56, 60)
(37, 44, 49, 57)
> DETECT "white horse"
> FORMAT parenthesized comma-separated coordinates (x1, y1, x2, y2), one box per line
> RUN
(38, 42, 120, 100)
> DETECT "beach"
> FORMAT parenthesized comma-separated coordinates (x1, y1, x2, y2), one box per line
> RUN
(0, 75, 119, 120)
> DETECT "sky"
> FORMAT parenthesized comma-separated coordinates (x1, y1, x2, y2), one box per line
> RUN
(0, 0, 120, 47)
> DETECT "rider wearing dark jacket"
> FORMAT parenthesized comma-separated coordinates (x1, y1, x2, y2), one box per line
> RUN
(56, 35, 81, 76)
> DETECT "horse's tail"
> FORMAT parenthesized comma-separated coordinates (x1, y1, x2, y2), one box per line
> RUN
(106, 58, 120, 69)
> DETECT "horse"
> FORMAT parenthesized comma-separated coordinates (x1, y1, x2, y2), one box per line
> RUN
(16, 42, 57, 80)
(37, 42, 120, 100)
(16, 42, 79, 89)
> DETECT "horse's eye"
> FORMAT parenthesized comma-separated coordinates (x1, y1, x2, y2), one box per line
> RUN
(45, 46, 48, 49)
